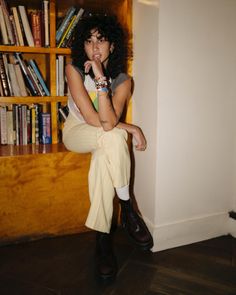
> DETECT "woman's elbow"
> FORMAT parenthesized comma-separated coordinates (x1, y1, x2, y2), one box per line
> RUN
(101, 120, 117, 132)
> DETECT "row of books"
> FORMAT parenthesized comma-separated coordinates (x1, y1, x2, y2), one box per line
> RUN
(56, 7, 84, 48)
(0, 104, 52, 145)
(0, 52, 50, 97)
(0, 0, 49, 47)
(0, 0, 86, 48)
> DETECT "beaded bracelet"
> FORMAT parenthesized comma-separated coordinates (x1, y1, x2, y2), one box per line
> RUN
(94, 76, 109, 90)
(97, 87, 109, 93)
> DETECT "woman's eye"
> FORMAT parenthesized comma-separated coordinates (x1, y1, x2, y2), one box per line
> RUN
(98, 38, 105, 43)
(85, 40, 92, 44)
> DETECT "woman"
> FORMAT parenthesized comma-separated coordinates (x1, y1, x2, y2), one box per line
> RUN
(63, 15, 153, 282)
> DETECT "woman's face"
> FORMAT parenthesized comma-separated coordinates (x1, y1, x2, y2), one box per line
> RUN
(84, 28, 113, 67)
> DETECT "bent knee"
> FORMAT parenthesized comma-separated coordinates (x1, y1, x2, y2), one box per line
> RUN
(100, 128, 128, 147)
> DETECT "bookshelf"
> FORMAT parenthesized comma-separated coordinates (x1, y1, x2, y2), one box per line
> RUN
(0, 0, 132, 244)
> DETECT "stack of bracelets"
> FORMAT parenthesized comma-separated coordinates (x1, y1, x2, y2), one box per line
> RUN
(94, 76, 110, 93)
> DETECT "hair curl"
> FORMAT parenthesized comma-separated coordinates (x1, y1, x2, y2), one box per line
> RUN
(71, 14, 131, 79)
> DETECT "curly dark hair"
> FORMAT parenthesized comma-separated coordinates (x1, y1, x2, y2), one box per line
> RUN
(71, 14, 131, 79)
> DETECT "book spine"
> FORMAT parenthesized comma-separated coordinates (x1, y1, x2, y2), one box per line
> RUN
(6, 109, 14, 144)
(18, 5, 35, 47)
(40, 112, 51, 144)
(31, 105, 36, 144)
(0, 105, 7, 145)
(18, 7, 28, 45)
(27, 107, 31, 143)
(14, 64, 27, 96)
(57, 15, 76, 48)
(18, 104, 23, 145)
(0, 53, 10, 96)
(28, 59, 50, 96)
(11, 7, 24, 46)
(0, 0, 14, 44)
(14, 53, 38, 96)
(57, 55, 65, 96)
(31, 11, 42, 47)
(35, 104, 40, 144)
(0, 4, 9, 44)
(21, 104, 27, 145)
(9, 14, 19, 46)
(27, 64, 45, 96)
(8, 63, 21, 96)
(43, 0, 49, 47)
(0, 76, 4, 96)
(59, 8, 84, 48)
(56, 6, 76, 43)
(12, 104, 19, 145)
(56, 58, 59, 96)
(2, 53, 13, 96)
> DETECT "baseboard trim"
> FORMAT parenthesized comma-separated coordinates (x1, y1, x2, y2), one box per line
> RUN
(144, 212, 229, 252)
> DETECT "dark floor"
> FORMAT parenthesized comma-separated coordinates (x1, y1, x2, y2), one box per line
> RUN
(0, 228, 235, 295)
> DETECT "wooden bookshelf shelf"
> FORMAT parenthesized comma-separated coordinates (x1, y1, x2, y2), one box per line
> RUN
(0, 143, 68, 157)
(0, 45, 71, 55)
(0, 96, 68, 104)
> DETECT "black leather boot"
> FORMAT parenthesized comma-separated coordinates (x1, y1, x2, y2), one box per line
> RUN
(95, 232, 117, 282)
(120, 199, 153, 251)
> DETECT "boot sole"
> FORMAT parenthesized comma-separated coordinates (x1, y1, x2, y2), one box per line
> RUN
(122, 226, 154, 251)
(95, 271, 117, 284)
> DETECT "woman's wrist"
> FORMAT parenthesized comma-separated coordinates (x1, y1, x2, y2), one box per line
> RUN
(94, 76, 110, 92)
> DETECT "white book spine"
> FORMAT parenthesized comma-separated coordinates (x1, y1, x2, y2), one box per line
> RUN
(14, 64, 27, 97)
(43, 0, 49, 47)
(18, 5, 34, 47)
(11, 7, 24, 46)
(0, 106, 7, 145)
(58, 55, 65, 96)
(7, 110, 14, 145)
(8, 63, 21, 96)
(56, 58, 59, 96)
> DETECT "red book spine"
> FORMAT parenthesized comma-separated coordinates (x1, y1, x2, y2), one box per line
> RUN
(31, 11, 42, 47)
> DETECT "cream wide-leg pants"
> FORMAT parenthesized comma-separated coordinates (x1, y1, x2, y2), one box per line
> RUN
(62, 114, 131, 233)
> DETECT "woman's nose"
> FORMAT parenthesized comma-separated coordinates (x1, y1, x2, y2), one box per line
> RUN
(93, 41, 99, 51)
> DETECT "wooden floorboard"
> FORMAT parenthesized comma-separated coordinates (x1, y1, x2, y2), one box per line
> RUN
(0, 228, 235, 295)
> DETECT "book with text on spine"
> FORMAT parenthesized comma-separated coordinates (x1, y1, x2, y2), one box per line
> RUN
(56, 6, 76, 44)
(58, 8, 84, 48)
(40, 112, 51, 144)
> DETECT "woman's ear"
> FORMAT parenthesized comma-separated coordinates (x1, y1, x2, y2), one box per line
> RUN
(110, 43, 114, 53)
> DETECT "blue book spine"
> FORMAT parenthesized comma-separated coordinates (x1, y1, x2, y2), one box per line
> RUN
(40, 112, 51, 144)
(60, 8, 84, 48)
(28, 59, 50, 96)
(56, 6, 76, 43)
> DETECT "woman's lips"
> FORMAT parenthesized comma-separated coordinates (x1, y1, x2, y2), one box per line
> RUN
(93, 54, 101, 60)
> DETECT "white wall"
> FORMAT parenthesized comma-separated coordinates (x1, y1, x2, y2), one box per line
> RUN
(133, 0, 236, 251)
(133, 0, 159, 223)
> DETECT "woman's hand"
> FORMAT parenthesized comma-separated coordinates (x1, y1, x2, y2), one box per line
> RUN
(131, 125, 147, 151)
(84, 58, 104, 79)
(117, 122, 147, 151)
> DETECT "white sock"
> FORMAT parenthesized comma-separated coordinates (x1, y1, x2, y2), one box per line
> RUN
(115, 184, 130, 201)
